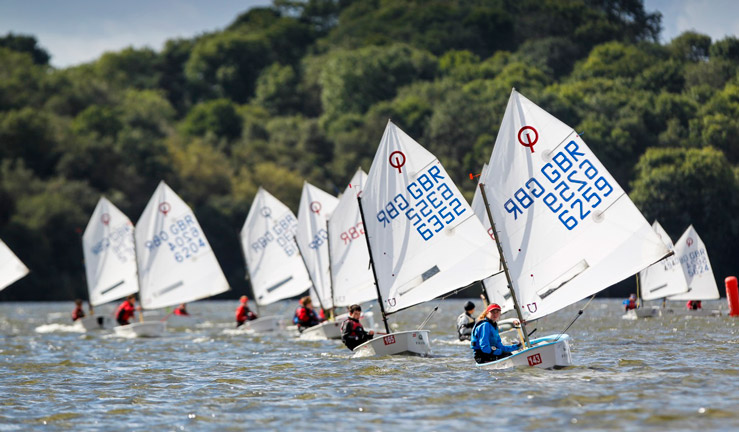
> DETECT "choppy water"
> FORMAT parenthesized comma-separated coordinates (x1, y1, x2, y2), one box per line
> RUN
(1, 299, 738, 431)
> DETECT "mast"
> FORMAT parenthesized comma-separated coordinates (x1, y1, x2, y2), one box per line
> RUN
(131, 222, 144, 323)
(294, 234, 326, 314)
(357, 195, 391, 334)
(479, 183, 531, 347)
(636, 273, 641, 309)
(325, 219, 336, 320)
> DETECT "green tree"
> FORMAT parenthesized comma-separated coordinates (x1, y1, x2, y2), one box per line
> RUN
(185, 32, 273, 103)
(0, 47, 46, 110)
(0, 33, 50, 65)
(319, 44, 437, 122)
(181, 98, 243, 142)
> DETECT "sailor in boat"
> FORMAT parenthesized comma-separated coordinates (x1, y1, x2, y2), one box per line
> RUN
(293, 296, 323, 332)
(623, 294, 637, 312)
(456, 301, 476, 341)
(115, 294, 138, 326)
(340, 304, 375, 350)
(173, 303, 189, 316)
(686, 300, 702, 310)
(470, 303, 521, 364)
(235, 296, 258, 327)
(71, 299, 85, 322)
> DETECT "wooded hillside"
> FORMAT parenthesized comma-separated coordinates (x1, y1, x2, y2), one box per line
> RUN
(1, 0, 737, 301)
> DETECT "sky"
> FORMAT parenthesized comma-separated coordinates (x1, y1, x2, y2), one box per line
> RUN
(0, 0, 737, 68)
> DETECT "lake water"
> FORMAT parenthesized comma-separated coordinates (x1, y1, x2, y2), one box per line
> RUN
(1, 299, 737, 431)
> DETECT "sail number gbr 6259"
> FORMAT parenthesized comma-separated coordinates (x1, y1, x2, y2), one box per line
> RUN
(375, 165, 466, 241)
(504, 140, 615, 231)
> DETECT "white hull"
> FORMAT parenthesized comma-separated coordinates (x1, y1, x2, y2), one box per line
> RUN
(477, 334, 572, 370)
(245, 315, 282, 333)
(662, 308, 722, 317)
(163, 314, 202, 328)
(299, 320, 343, 340)
(114, 321, 167, 338)
(352, 330, 431, 357)
(622, 307, 661, 319)
(78, 315, 114, 331)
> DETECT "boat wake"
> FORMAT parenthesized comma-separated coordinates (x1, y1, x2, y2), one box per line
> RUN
(34, 323, 85, 333)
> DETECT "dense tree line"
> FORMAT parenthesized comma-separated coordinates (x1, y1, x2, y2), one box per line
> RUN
(1, 0, 737, 301)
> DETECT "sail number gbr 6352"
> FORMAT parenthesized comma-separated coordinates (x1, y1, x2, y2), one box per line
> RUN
(375, 165, 466, 241)
(503, 140, 615, 231)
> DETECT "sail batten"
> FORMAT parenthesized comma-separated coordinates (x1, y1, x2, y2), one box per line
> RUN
(240, 187, 311, 306)
(136, 181, 230, 310)
(482, 89, 670, 321)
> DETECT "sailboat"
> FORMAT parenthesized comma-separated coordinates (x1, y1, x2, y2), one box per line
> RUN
(470, 163, 521, 335)
(114, 181, 230, 337)
(80, 197, 140, 331)
(324, 168, 377, 333)
(0, 238, 29, 292)
(295, 181, 340, 340)
(625, 221, 688, 319)
(328, 169, 375, 309)
(664, 225, 721, 316)
(477, 89, 670, 369)
(240, 187, 312, 333)
(355, 120, 500, 356)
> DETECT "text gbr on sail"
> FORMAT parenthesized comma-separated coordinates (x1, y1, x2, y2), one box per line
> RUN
(503, 140, 616, 231)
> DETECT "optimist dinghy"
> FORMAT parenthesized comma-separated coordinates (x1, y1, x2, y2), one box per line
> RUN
(80, 197, 139, 331)
(240, 188, 313, 333)
(354, 121, 501, 357)
(476, 89, 670, 369)
(295, 182, 340, 340)
(664, 225, 722, 317)
(115, 181, 230, 337)
(623, 221, 689, 319)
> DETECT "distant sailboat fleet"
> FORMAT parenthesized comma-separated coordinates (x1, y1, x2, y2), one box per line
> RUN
(5, 88, 729, 369)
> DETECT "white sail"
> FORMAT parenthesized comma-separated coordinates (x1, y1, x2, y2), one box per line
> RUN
(638, 221, 688, 301)
(361, 121, 500, 314)
(481, 89, 670, 321)
(296, 182, 339, 310)
(0, 239, 29, 292)
(240, 187, 312, 306)
(82, 197, 139, 306)
(328, 168, 376, 307)
(471, 163, 512, 313)
(668, 225, 720, 300)
(136, 181, 230, 309)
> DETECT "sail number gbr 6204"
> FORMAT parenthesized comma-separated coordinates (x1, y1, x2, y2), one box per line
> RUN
(375, 165, 466, 241)
(143, 215, 207, 262)
(503, 140, 615, 231)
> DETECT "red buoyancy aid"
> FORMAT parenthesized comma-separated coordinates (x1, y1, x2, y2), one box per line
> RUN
(116, 300, 135, 323)
(296, 306, 320, 327)
(626, 299, 637, 310)
(236, 305, 257, 322)
(72, 307, 85, 321)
